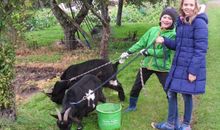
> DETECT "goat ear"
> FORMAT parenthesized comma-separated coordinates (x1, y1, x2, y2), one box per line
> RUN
(45, 92, 52, 97)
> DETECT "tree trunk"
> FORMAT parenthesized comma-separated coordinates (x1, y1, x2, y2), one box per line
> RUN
(99, 1, 110, 59)
(100, 24, 110, 59)
(34, 0, 44, 8)
(0, 68, 16, 122)
(82, 0, 110, 59)
(50, 0, 91, 49)
(38, 0, 45, 8)
(0, 98, 16, 121)
(0, 108, 16, 122)
(0, 76, 16, 122)
(116, 0, 123, 26)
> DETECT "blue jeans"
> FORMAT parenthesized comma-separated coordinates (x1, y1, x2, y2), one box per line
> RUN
(167, 91, 193, 126)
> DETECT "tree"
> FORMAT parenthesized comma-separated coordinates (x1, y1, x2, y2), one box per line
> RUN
(99, 0, 110, 59)
(50, 0, 92, 50)
(116, 0, 123, 26)
(0, 0, 38, 123)
(0, 38, 15, 122)
(84, 0, 111, 59)
(0, 0, 21, 122)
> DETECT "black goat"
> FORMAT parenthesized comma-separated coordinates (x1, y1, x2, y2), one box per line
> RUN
(47, 59, 125, 104)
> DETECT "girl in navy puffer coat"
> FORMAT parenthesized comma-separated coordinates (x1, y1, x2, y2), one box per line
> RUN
(152, 0, 208, 130)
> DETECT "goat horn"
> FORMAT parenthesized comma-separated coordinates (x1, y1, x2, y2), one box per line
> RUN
(63, 107, 71, 121)
(56, 108, 62, 121)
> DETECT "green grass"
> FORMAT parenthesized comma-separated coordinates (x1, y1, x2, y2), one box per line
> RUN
(24, 23, 153, 51)
(22, 23, 153, 63)
(109, 23, 154, 51)
(11, 22, 157, 130)
(16, 52, 62, 64)
(5, 3, 220, 130)
(193, 5, 220, 130)
(24, 25, 64, 47)
(11, 57, 170, 130)
(111, 23, 154, 39)
(11, 93, 58, 130)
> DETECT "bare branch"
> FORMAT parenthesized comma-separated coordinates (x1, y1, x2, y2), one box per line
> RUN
(81, 0, 107, 26)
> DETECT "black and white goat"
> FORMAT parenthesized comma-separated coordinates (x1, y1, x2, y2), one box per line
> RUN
(52, 74, 106, 130)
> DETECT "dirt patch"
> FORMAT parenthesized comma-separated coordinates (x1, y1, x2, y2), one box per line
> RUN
(13, 43, 100, 103)
(13, 65, 63, 101)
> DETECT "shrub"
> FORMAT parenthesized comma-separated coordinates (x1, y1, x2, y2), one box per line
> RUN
(0, 38, 15, 109)
(24, 9, 58, 31)
(109, 1, 166, 24)
(12, 8, 58, 32)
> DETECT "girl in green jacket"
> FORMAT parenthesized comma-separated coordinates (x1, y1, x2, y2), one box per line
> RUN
(120, 7, 177, 112)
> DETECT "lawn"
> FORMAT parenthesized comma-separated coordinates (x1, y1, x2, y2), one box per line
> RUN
(193, 3, 220, 129)
(3, 1, 220, 130)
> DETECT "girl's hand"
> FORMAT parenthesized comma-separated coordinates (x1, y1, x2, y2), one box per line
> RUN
(188, 73, 196, 82)
(156, 36, 164, 44)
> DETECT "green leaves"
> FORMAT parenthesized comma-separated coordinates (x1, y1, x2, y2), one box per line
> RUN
(24, 9, 58, 31)
(110, 2, 165, 24)
(0, 20, 3, 30)
(0, 39, 15, 109)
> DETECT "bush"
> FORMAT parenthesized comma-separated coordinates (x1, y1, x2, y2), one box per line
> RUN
(25, 9, 58, 31)
(0, 38, 15, 108)
(109, 1, 166, 24)
(12, 9, 58, 32)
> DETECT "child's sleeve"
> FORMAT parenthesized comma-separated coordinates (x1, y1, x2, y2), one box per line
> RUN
(164, 37, 176, 50)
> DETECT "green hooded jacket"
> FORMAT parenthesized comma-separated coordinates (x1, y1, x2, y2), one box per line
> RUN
(128, 26, 176, 72)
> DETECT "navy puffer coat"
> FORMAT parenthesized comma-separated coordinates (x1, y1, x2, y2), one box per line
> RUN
(163, 13, 208, 95)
